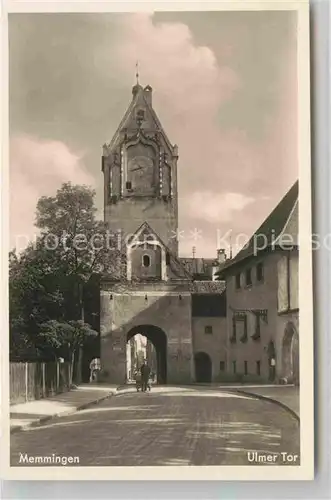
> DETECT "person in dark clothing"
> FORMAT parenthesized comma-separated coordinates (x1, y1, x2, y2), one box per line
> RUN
(140, 360, 151, 392)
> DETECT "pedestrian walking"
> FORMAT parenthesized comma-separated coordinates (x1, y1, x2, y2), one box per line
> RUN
(140, 360, 151, 392)
(89, 357, 101, 382)
(134, 370, 142, 391)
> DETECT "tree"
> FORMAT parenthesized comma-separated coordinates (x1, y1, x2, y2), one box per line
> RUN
(9, 182, 124, 364)
(35, 182, 123, 321)
(9, 182, 132, 374)
(9, 244, 65, 359)
(39, 320, 98, 385)
(34, 182, 125, 378)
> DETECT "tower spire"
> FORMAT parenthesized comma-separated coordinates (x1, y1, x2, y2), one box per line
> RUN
(135, 61, 139, 85)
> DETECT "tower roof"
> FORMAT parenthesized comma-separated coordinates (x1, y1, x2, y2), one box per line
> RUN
(106, 83, 174, 153)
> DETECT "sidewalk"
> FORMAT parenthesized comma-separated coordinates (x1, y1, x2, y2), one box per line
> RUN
(10, 384, 126, 434)
(224, 385, 300, 420)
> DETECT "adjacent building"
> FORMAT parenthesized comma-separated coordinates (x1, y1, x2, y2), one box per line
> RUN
(218, 181, 299, 385)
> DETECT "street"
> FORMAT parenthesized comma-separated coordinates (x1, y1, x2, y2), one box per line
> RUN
(11, 386, 300, 466)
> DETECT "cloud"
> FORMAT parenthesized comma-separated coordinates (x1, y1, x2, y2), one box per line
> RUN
(116, 13, 239, 122)
(183, 191, 255, 223)
(111, 13, 297, 255)
(8, 13, 297, 258)
(10, 135, 95, 252)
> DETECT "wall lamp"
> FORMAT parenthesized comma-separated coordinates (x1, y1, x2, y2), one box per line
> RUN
(110, 294, 113, 300)
(145, 294, 148, 301)
(179, 294, 182, 301)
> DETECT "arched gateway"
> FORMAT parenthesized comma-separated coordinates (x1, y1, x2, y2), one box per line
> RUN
(127, 325, 167, 384)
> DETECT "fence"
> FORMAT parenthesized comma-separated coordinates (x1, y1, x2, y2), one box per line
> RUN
(10, 361, 71, 405)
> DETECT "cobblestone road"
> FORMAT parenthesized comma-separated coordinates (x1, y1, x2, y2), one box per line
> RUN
(11, 386, 300, 466)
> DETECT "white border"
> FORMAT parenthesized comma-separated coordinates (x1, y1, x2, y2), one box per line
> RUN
(0, 0, 313, 482)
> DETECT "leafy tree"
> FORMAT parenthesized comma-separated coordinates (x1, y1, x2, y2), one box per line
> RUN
(9, 244, 65, 359)
(39, 320, 98, 385)
(35, 182, 123, 321)
(9, 182, 123, 366)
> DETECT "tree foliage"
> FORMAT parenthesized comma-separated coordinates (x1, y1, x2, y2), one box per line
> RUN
(38, 319, 98, 384)
(9, 182, 122, 360)
(39, 319, 98, 358)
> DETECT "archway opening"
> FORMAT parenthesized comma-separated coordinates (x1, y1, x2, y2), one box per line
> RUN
(194, 352, 212, 383)
(282, 322, 299, 385)
(126, 325, 167, 384)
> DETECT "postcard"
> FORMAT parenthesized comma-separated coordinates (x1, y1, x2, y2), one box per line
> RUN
(1, 0, 313, 481)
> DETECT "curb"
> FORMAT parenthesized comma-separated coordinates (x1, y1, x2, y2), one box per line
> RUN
(227, 388, 300, 422)
(10, 387, 132, 435)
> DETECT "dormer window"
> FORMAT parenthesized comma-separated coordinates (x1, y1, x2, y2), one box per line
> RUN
(142, 254, 151, 267)
(136, 109, 145, 126)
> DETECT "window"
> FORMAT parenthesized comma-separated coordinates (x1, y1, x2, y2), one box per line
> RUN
(245, 268, 252, 286)
(256, 361, 261, 375)
(165, 252, 171, 265)
(136, 109, 145, 121)
(219, 361, 225, 371)
(235, 273, 241, 289)
(142, 255, 151, 267)
(232, 361, 237, 374)
(230, 317, 237, 343)
(126, 181, 132, 190)
(238, 314, 248, 343)
(251, 313, 261, 341)
(256, 262, 264, 282)
(244, 361, 248, 375)
(205, 325, 213, 334)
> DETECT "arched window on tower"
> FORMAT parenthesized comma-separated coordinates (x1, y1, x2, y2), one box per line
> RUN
(142, 255, 151, 268)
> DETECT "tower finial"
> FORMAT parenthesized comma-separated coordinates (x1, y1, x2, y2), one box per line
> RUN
(135, 61, 139, 85)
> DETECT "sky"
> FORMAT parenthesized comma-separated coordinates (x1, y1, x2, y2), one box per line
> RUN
(9, 11, 298, 257)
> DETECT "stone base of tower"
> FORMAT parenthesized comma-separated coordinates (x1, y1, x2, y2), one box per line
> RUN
(100, 338, 193, 385)
(99, 283, 195, 385)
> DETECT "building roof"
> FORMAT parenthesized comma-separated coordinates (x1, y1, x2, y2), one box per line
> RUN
(105, 83, 174, 153)
(218, 180, 299, 274)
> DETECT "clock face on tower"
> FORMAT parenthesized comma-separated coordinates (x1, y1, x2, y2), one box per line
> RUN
(127, 155, 155, 196)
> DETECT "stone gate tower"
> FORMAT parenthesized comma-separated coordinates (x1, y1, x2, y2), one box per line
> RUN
(102, 82, 179, 255)
(100, 82, 194, 385)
